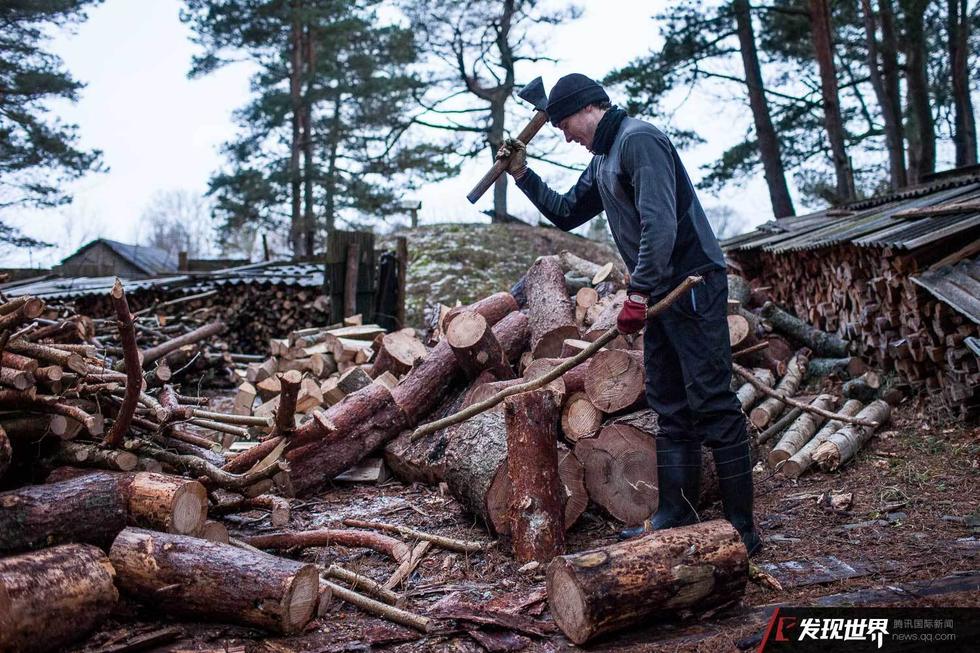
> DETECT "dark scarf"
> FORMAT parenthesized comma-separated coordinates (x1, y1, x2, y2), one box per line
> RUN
(591, 107, 627, 155)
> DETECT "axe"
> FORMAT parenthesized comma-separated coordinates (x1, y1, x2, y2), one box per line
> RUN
(466, 77, 549, 204)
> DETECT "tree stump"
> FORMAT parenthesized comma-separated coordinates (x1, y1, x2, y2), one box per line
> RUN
(0, 544, 119, 653)
(505, 390, 565, 563)
(574, 424, 658, 525)
(110, 527, 319, 634)
(526, 256, 579, 359)
(546, 520, 748, 645)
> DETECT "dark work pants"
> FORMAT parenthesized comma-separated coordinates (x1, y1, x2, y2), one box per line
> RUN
(643, 269, 747, 449)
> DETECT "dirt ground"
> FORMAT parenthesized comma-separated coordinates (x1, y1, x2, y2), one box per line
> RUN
(70, 396, 979, 653)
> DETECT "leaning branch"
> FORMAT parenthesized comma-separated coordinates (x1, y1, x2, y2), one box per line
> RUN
(104, 280, 141, 448)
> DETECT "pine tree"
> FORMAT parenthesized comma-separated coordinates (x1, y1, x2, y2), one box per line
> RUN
(0, 0, 105, 248)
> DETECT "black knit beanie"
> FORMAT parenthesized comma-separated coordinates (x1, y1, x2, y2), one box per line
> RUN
(546, 73, 609, 127)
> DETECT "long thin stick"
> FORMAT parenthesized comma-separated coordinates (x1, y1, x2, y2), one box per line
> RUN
(320, 579, 431, 632)
(410, 275, 703, 441)
(733, 363, 878, 427)
(104, 280, 140, 448)
(732, 340, 770, 358)
(342, 518, 486, 553)
(325, 565, 400, 605)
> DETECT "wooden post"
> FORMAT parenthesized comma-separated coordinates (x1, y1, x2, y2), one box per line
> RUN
(344, 243, 360, 319)
(396, 236, 408, 328)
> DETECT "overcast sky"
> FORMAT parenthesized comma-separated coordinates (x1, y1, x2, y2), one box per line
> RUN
(5, 0, 785, 268)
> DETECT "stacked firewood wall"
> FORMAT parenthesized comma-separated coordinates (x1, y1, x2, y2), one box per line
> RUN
(729, 244, 979, 418)
(75, 285, 330, 355)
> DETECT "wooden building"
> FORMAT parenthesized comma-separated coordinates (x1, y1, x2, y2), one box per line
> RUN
(55, 239, 179, 278)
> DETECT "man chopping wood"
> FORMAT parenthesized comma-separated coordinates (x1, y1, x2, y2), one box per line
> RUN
(497, 73, 761, 556)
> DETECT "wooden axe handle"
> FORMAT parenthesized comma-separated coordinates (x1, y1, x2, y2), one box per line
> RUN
(466, 110, 549, 204)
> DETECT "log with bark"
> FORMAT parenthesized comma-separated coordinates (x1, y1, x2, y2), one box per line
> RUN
(0, 470, 207, 553)
(736, 368, 775, 411)
(525, 256, 580, 359)
(370, 330, 427, 378)
(812, 400, 892, 471)
(0, 543, 119, 653)
(505, 389, 565, 563)
(446, 310, 512, 379)
(560, 391, 604, 441)
(110, 527, 319, 634)
(524, 356, 588, 395)
(574, 424, 658, 526)
(781, 399, 863, 478)
(768, 394, 836, 468)
(760, 301, 849, 357)
(546, 520, 748, 644)
(749, 351, 810, 429)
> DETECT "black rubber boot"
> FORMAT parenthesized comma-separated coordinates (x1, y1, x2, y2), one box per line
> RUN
(711, 439, 762, 556)
(619, 437, 701, 539)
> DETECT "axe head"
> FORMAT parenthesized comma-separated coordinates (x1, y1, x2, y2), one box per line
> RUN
(518, 77, 548, 113)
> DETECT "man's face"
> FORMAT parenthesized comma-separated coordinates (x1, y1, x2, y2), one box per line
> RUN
(557, 107, 600, 151)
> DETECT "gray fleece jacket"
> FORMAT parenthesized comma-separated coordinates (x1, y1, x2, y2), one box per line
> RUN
(515, 117, 725, 298)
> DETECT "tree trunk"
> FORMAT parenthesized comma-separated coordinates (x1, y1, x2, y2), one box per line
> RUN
(902, 0, 936, 183)
(813, 400, 891, 470)
(110, 528, 319, 635)
(809, 0, 854, 201)
(584, 349, 646, 414)
(861, 0, 907, 188)
(546, 520, 748, 645)
(733, 0, 796, 218)
(781, 398, 863, 478)
(0, 544, 119, 653)
(878, 0, 905, 180)
(302, 23, 317, 257)
(0, 471, 206, 553)
(505, 389, 565, 563)
(288, 3, 303, 258)
(443, 405, 511, 534)
(489, 98, 508, 222)
(284, 384, 409, 495)
(526, 256, 580, 359)
(948, 0, 978, 166)
(768, 393, 836, 467)
(574, 424, 658, 525)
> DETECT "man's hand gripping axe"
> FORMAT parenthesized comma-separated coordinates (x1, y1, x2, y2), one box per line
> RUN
(466, 77, 548, 204)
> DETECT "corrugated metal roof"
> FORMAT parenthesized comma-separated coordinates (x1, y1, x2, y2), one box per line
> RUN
(2, 261, 324, 300)
(911, 256, 980, 324)
(723, 174, 980, 254)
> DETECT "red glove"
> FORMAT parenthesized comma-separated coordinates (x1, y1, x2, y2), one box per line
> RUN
(617, 293, 649, 334)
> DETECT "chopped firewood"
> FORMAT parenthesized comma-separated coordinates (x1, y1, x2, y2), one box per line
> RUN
(748, 351, 810, 428)
(546, 520, 748, 644)
(782, 399, 864, 478)
(813, 400, 892, 471)
(110, 528, 318, 635)
(768, 394, 836, 467)
(0, 543, 119, 653)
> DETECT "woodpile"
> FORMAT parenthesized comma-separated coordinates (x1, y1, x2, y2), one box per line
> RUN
(727, 244, 979, 418)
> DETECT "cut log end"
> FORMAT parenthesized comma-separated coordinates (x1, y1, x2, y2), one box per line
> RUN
(282, 565, 320, 633)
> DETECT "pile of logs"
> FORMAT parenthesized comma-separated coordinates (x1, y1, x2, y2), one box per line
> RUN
(727, 243, 979, 417)
(75, 282, 332, 355)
